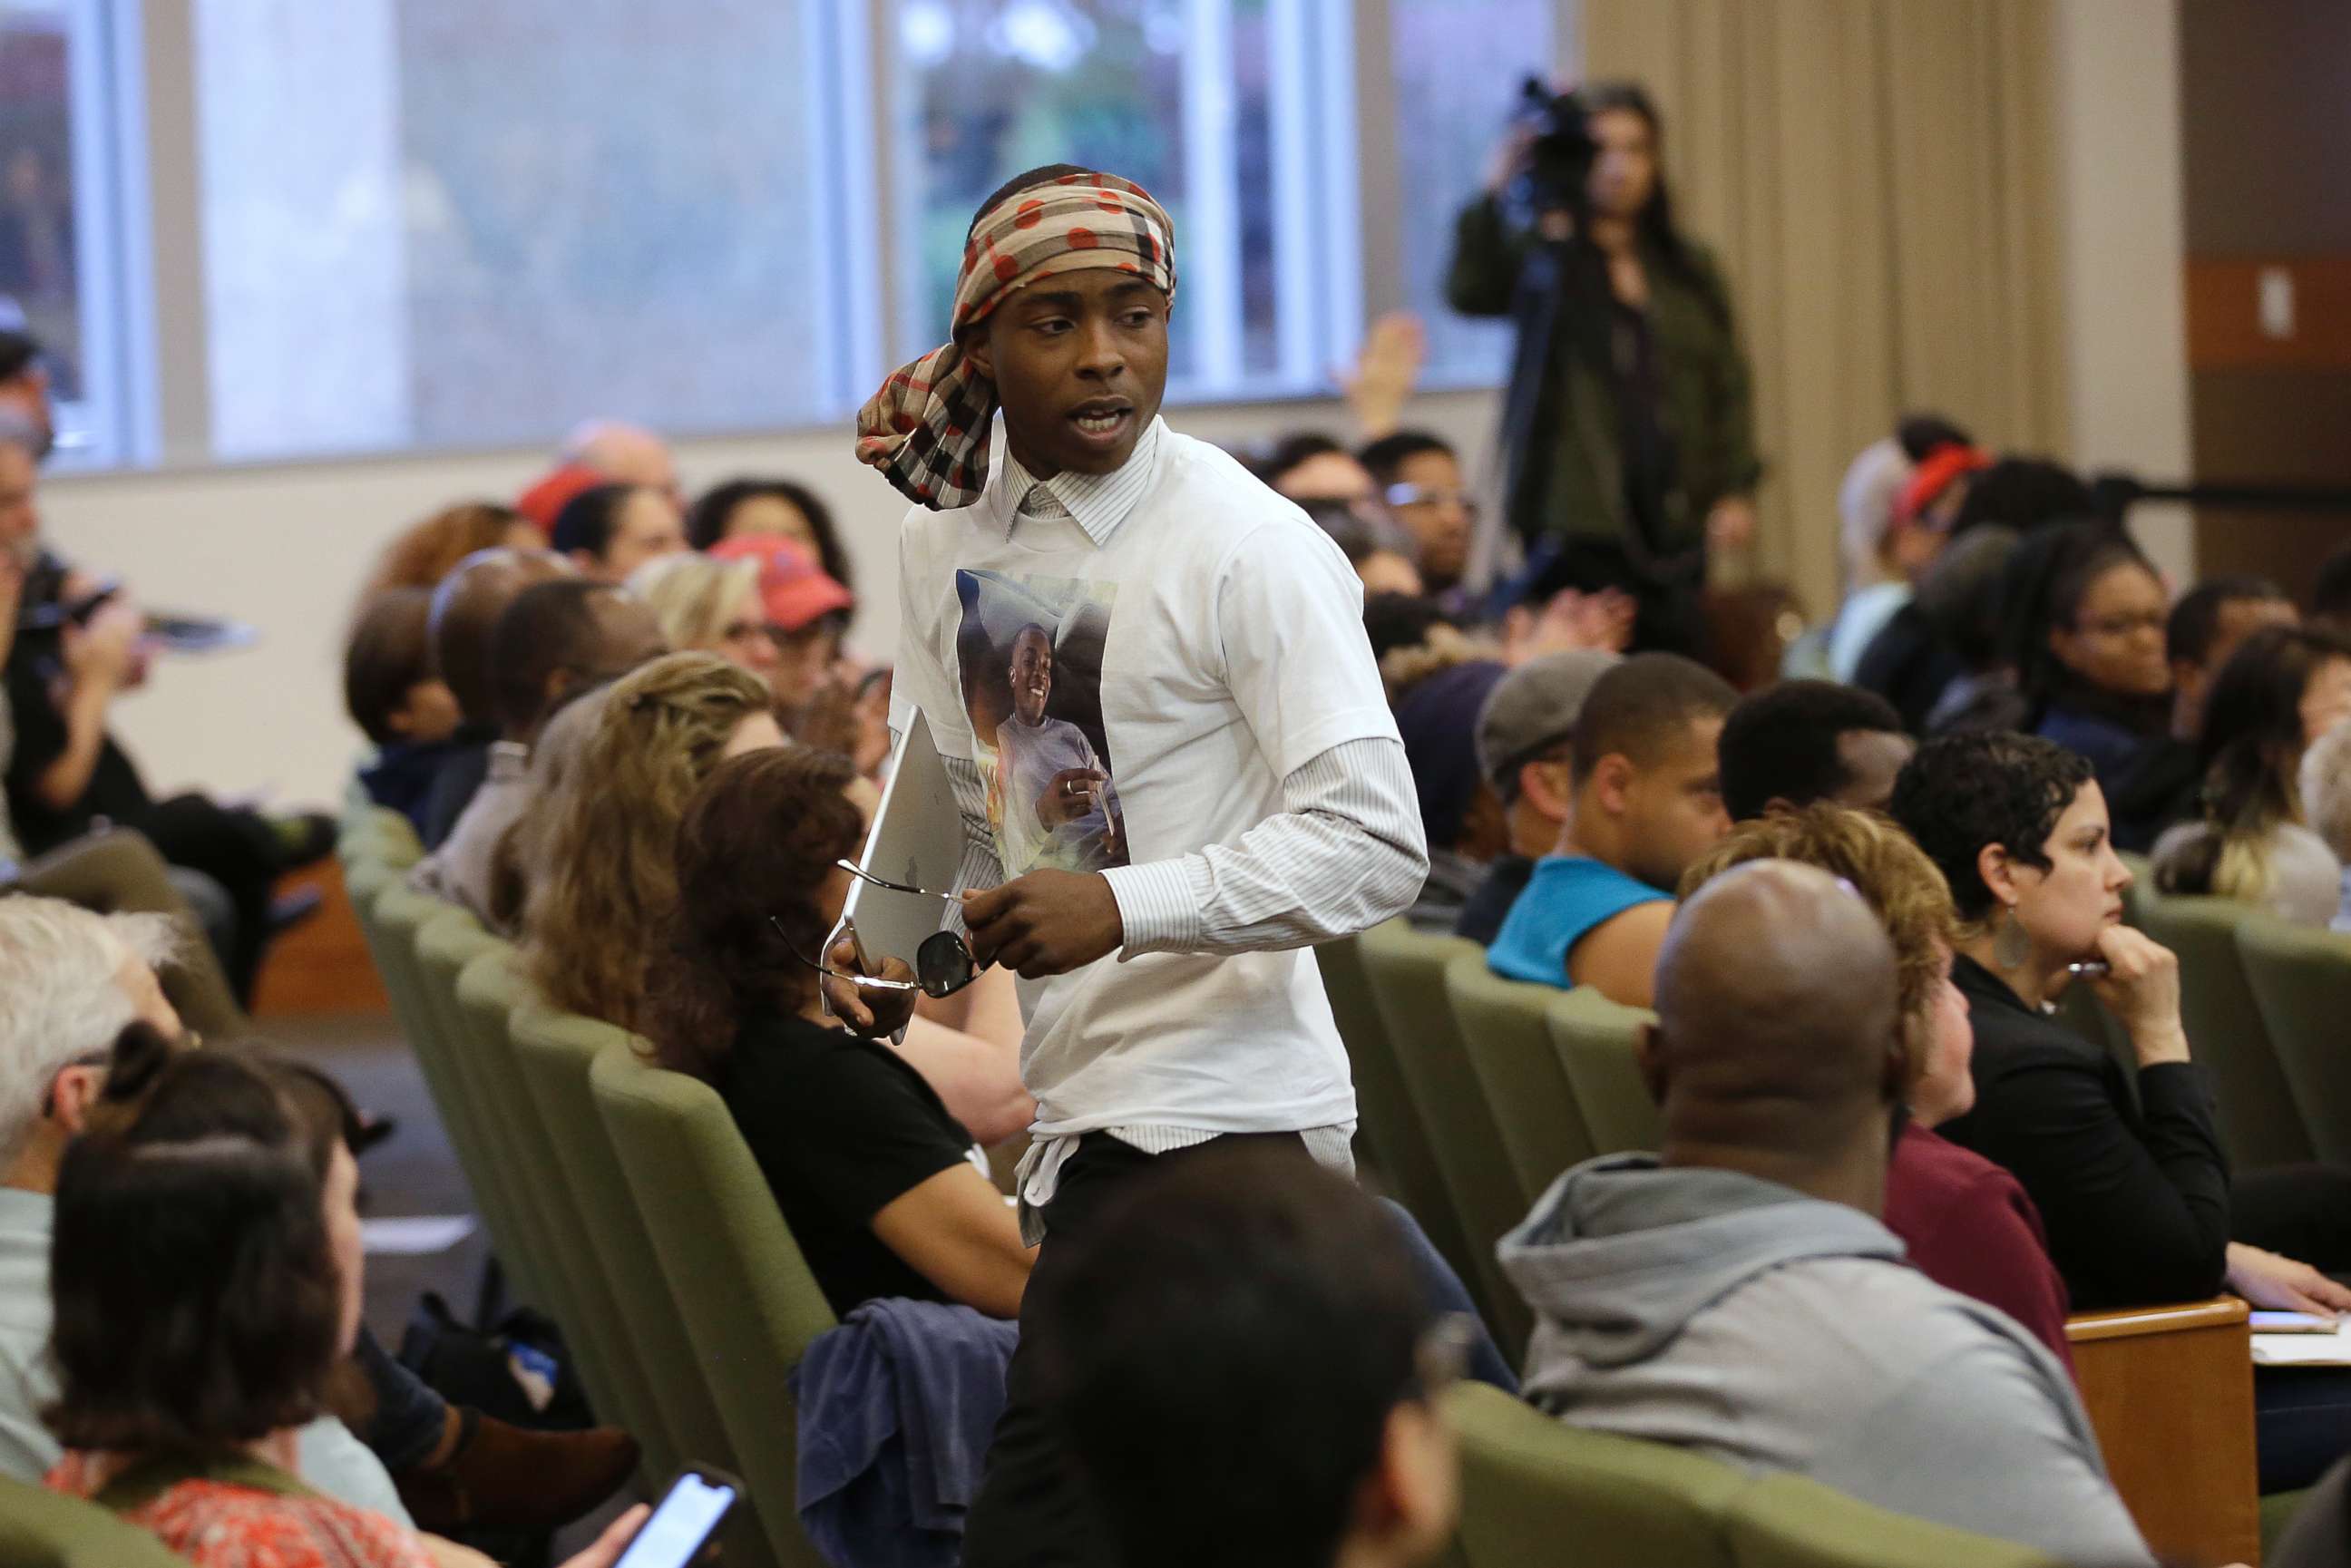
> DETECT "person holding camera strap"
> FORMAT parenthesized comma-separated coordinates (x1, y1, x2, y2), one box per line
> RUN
(1448, 79, 1761, 657)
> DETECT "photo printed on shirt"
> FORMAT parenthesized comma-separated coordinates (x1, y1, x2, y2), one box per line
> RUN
(952, 568, 1129, 875)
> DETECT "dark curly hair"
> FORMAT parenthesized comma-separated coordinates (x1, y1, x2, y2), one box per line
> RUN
(643, 746, 866, 1081)
(47, 1047, 346, 1455)
(1888, 731, 2094, 924)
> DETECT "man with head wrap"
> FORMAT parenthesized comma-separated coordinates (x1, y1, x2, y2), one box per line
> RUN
(837, 165, 1429, 1565)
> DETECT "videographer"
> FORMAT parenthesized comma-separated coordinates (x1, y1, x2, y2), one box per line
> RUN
(1448, 80, 1760, 657)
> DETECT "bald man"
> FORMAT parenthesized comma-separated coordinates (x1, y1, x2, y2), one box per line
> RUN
(561, 418, 679, 507)
(417, 547, 572, 848)
(1499, 862, 2152, 1565)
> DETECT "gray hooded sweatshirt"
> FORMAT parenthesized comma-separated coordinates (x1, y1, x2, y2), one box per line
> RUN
(1500, 1155, 2152, 1567)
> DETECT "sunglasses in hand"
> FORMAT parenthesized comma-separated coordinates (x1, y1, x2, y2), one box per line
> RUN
(775, 861, 986, 999)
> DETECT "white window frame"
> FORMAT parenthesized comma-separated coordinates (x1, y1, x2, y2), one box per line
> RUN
(64, 0, 1574, 471)
(2, 0, 142, 468)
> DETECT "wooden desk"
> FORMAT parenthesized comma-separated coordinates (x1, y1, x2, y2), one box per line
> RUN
(2068, 1298, 2261, 1566)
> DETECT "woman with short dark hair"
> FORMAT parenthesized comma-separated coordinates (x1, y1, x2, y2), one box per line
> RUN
(1892, 730, 2351, 1492)
(43, 1040, 649, 1568)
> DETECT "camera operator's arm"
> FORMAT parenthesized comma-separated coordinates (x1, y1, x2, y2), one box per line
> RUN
(1445, 123, 1539, 317)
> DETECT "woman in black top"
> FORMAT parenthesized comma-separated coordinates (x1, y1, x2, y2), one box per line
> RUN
(1893, 731, 2351, 1490)
(644, 745, 1034, 1320)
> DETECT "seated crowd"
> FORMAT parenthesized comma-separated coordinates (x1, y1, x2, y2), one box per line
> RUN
(13, 314, 2351, 1568)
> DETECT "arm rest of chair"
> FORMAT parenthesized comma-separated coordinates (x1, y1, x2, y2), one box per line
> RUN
(2063, 1296, 2258, 1568)
(2065, 1295, 2249, 1343)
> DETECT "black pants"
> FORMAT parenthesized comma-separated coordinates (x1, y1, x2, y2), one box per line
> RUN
(959, 1133, 1316, 1568)
(2235, 1164, 2351, 1494)
(122, 793, 281, 1002)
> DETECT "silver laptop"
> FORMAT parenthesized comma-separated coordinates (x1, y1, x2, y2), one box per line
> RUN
(833, 707, 967, 974)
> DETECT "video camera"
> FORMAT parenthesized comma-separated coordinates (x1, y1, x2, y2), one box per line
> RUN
(1512, 78, 1599, 219)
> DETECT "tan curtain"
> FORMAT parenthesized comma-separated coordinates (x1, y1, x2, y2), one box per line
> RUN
(1583, 0, 2068, 618)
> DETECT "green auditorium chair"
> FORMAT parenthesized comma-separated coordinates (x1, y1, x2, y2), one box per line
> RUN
(371, 885, 543, 1309)
(509, 998, 737, 1506)
(1448, 1381, 1740, 1568)
(1359, 921, 1533, 1359)
(1547, 986, 1662, 1155)
(0, 1475, 195, 1566)
(445, 942, 652, 1472)
(2137, 891, 2315, 1168)
(2238, 914, 2351, 1168)
(1446, 1385, 2057, 1568)
(1319, 926, 1476, 1286)
(1444, 955, 1597, 1208)
(593, 1041, 838, 1568)
(2117, 852, 2152, 925)
(1727, 1471, 2059, 1568)
(340, 803, 422, 872)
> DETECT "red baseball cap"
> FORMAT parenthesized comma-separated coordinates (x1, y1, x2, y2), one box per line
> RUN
(708, 536, 854, 633)
(1895, 444, 1993, 529)
(515, 463, 608, 535)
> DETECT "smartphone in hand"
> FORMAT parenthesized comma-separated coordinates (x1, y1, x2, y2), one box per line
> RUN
(611, 1466, 741, 1568)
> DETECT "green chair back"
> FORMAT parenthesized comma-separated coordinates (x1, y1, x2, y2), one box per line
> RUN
(2117, 852, 2152, 927)
(509, 1003, 738, 1516)
(447, 946, 655, 1472)
(372, 885, 542, 1309)
(0, 1476, 195, 1566)
(2137, 892, 2315, 1168)
(1445, 956, 1596, 1207)
(592, 1042, 838, 1568)
(2238, 915, 2351, 1168)
(1359, 922, 1532, 1358)
(1727, 1473, 2058, 1568)
(339, 804, 423, 872)
(1319, 927, 1475, 1286)
(1449, 1382, 1739, 1568)
(1446, 1386, 2056, 1568)
(1548, 987, 1661, 1155)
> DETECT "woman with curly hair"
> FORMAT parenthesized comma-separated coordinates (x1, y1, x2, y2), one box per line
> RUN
(1892, 729, 2351, 1491)
(1681, 803, 2072, 1365)
(643, 746, 1033, 1319)
(2154, 623, 2351, 924)
(522, 652, 785, 1031)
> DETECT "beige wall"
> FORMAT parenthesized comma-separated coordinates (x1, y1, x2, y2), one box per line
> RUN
(2051, 0, 2194, 586)
(34, 390, 1501, 806)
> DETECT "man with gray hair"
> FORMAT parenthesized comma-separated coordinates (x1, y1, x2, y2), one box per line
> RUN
(0, 895, 641, 1535)
(0, 895, 412, 1516)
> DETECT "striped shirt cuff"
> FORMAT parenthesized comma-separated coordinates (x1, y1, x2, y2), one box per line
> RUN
(1102, 856, 1204, 957)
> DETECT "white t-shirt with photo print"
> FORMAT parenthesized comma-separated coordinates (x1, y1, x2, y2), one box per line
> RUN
(890, 418, 1410, 1142)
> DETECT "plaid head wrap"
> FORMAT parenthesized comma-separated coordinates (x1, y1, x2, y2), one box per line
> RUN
(855, 170, 1177, 511)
